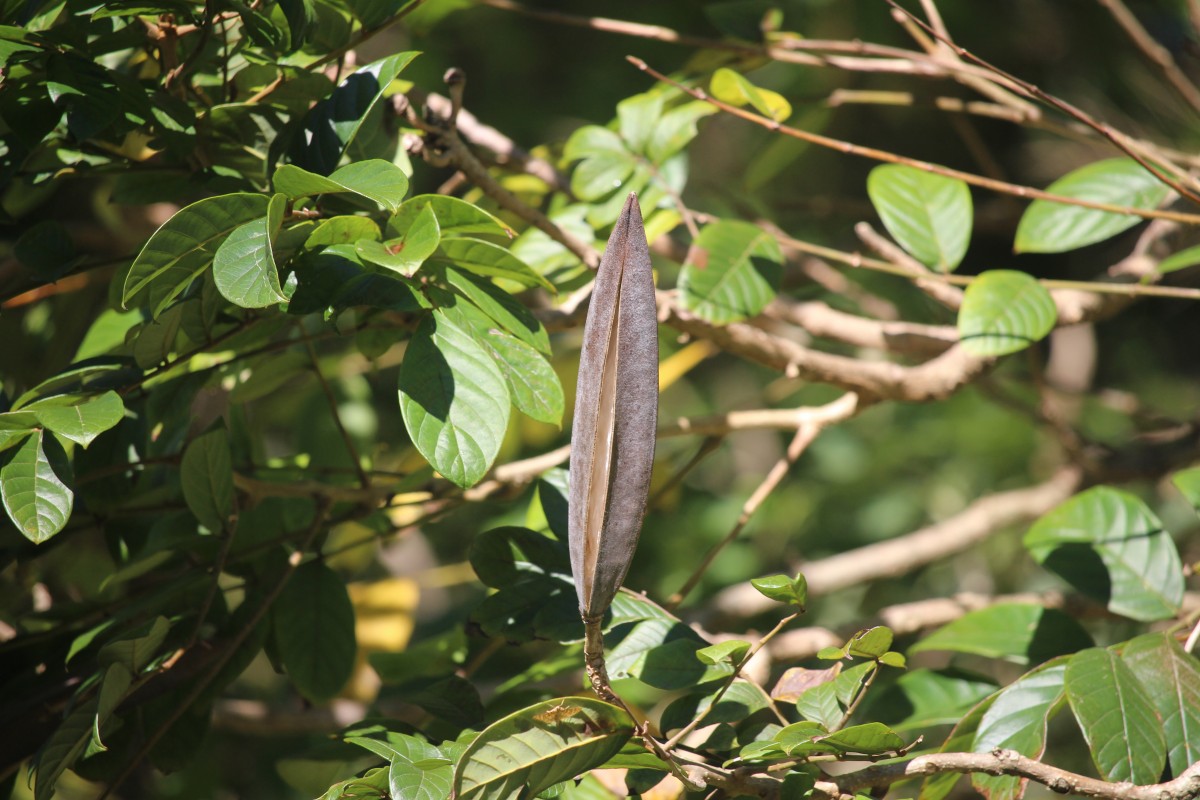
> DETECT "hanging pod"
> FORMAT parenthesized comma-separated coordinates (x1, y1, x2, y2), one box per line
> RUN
(568, 192, 659, 622)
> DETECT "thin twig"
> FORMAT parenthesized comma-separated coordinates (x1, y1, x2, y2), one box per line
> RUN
(884, 0, 1200, 204)
(629, 57, 1200, 226)
(664, 612, 799, 750)
(1095, 0, 1200, 115)
(666, 394, 858, 610)
(304, 338, 370, 489)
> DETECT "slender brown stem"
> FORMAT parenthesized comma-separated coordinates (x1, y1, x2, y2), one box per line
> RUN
(1095, 0, 1200, 115)
(304, 338, 370, 489)
(629, 57, 1200, 226)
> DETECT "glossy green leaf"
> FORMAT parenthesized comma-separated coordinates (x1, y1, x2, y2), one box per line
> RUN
(679, 219, 784, 323)
(429, 238, 553, 290)
(1, 430, 73, 544)
(647, 101, 716, 163)
(890, 668, 997, 730)
(1122, 632, 1200, 776)
(398, 310, 510, 487)
(795, 662, 873, 728)
(180, 426, 235, 533)
(386, 736, 456, 800)
(919, 693, 998, 800)
(213, 193, 288, 308)
(27, 391, 124, 448)
(1015, 158, 1171, 253)
(0, 413, 37, 453)
(1025, 487, 1183, 621)
(616, 92, 663, 153)
(564, 125, 636, 201)
(606, 618, 732, 690)
(97, 616, 170, 672)
(697, 639, 751, 665)
(867, 164, 972, 272)
(909, 603, 1092, 664)
(357, 204, 440, 276)
(814, 722, 904, 755)
(389, 194, 512, 239)
(710, 68, 791, 121)
(292, 52, 419, 175)
(478, 330, 564, 426)
(451, 697, 634, 800)
(123, 193, 269, 317)
(275, 160, 410, 212)
(1171, 467, 1200, 512)
(971, 658, 1066, 800)
(749, 573, 807, 607)
(304, 215, 381, 247)
(957, 270, 1057, 356)
(273, 560, 358, 702)
(1066, 647, 1165, 785)
(444, 267, 550, 354)
(1154, 244, 1200, 276)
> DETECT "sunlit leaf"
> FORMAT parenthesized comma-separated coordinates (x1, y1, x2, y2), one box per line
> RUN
(123, 193, 269, 317)
(957, 270, 1057, 356)
(1122, 632, 1200, 776)
(909, 603, 1092, 664)
(1025, 487, 1183, 621)
(1015, 158, 1170, 253)
(453, 698, 632, 800)
(867, 164, 972, 272)
(679, 219, 783, 323)
(213, 193, 288, 308)
(274, 159, 410, 212)
(1066, 647, 1165, 785)
(398, 310, 510, 488)
(710, 67, 791, 121)
(26, 391, 124, 448)
(1, 430, 73, 544)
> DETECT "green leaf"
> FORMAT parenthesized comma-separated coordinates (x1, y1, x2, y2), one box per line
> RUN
(710, 68, 791, 121)
(919, 692, 998, 800)
(292, 52, 419, 175)
(132, 302, 186, 369)
(305, 215, 381, 247)
(468, 525, 569, 589)
(697, 639, 751, 665)
(1015, 158, 1171, 253)
(398, 310, 510, 487)
(909, 603, 1092, 664)
(890, 668, 997, 730)
(451, 697, 634, 800)
(272, 560, 358, 703)
(97, 616, 170, 672)
(1066, 647, 1165, 785)
(213, 193, 288, 308)
(357, 204, 440, 276)
(647, 101, 716, 163)
(1122, 632, 1200, 776)
(274, 159, 410, 212)
(616, 92, 663, 154)
(814, 722, 904, 755)
(795, 662, 873, 728)
(749, 573, 807, 607)
(679, 219, 784, 323)
(478, 330, 564, 426)
(444, 267, 550, 354)
(429, 238, 553, 290)
(971, 658, 1066, 800)
(1171, 467, 1200, 512)
(660, 679, 770, 734)
(27, 391, 124, 448)
(957, 270, 1057, 356)
(848, 627, 894, 659)
(564, 126, 636, 201)
(180, 426, 235, 533)
(606, 618, 733, 690)
(383, 735, 455, 800)
(389, 194, 512, 239)
(1, 430, 73, 544)
(1154, 243, 1200, 276)
(1024, 487, 1183, 621)
(123, 193, 270, 317)
(867, 164, 972, 272)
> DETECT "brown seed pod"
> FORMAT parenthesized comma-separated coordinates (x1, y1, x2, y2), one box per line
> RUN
(568, 192, 658, 621)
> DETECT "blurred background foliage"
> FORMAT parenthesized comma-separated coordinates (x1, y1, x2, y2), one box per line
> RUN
(2, 0, 1199, 797)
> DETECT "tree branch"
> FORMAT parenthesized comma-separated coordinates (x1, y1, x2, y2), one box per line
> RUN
(711, 466, 1083, 617)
